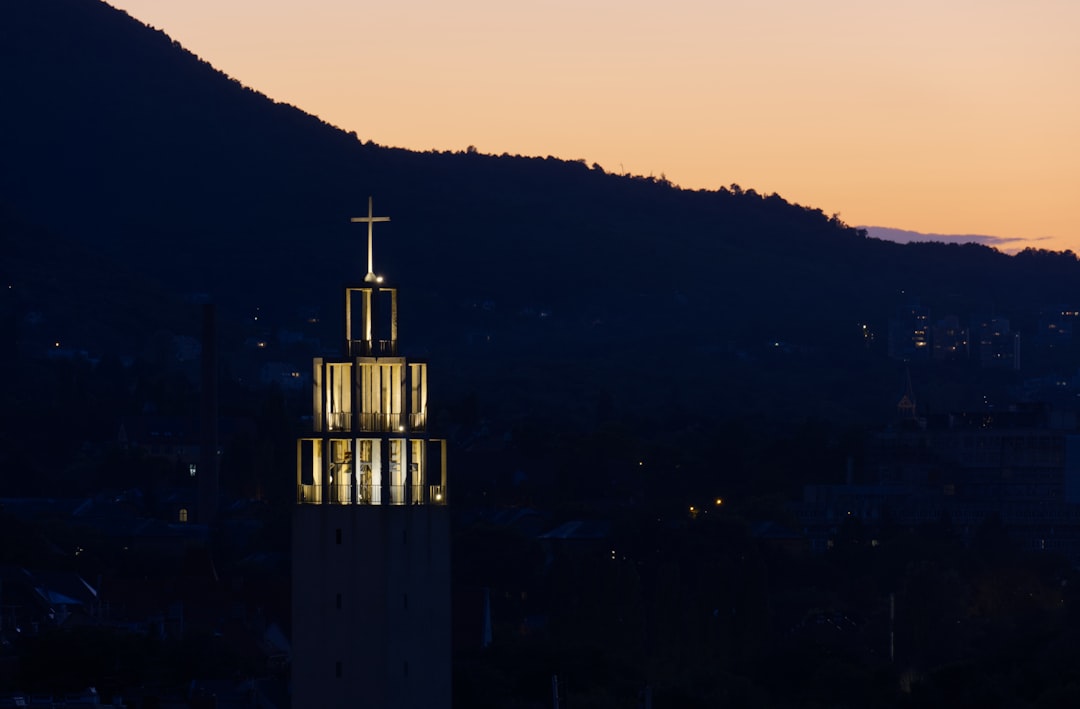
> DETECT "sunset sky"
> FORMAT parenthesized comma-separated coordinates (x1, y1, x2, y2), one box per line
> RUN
(108, 0, 1079, 252)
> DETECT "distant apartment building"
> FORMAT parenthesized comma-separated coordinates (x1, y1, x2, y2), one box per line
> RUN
(973, 315, 1020, 370)
(887, 301, 931, 361)
(889, 300, 1020, 370)
(931, 315, 969, 361)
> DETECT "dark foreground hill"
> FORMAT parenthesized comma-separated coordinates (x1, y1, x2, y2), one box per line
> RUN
(3, 0, 1080, 429)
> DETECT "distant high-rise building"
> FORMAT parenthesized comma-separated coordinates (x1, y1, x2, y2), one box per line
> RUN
(292, 199, 450, 709)
(931, 315, 969, 361)
(973, 315, 1020, 370)
(887, 300, 931, 361)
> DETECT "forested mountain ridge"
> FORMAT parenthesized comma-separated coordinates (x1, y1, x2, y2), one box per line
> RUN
(3, 0, 1080, 428)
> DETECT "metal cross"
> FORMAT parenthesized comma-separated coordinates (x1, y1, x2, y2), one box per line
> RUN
(349, 196, 391, 282)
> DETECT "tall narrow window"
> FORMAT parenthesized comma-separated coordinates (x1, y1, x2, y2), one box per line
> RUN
(389, 439, 405, 504)
(330, 439, 353, 504)
(336, 661, 342, 679)
(325, 363, 352, 431)
(335, 528, 342, 545)
(410, 439, 425, 503)
(357, 439, 374, 504)
(297, 438, 324, 504)
(408, 363, 428, 430)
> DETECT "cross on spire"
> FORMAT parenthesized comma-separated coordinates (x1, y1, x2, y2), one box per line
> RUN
(349, 196, 391, 283)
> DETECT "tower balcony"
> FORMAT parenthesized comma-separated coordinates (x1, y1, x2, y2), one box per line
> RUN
(359, 412, 405, 432)
(326, 411, 352, 431)
(348, 339, 398, 357)
(296, 484, 447, 506)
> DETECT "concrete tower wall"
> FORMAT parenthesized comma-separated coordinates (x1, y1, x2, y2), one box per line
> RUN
(292, 497, 451, 708)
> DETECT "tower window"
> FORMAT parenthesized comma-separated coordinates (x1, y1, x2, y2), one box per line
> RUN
(336, 661, 342, 679)
(179, 508, 188, 523)
(335, 528, 342, 545)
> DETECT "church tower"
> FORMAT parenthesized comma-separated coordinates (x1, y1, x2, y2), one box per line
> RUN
(292, 198, 450, 709)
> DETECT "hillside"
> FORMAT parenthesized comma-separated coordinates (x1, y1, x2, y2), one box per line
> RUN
(3, 0, 1080, 430)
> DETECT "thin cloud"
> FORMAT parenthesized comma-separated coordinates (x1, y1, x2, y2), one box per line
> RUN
(861, 226, 1054, 254)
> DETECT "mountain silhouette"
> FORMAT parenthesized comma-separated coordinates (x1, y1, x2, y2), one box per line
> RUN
(4, 0, 1080, 426)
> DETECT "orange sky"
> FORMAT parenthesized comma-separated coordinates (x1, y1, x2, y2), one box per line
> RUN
(109, 0, 1080, 251)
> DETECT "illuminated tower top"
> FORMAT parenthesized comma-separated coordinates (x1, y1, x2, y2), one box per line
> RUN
(295, 198, 447, 507)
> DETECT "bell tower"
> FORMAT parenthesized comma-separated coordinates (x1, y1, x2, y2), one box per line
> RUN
(292, 198, 450, 709)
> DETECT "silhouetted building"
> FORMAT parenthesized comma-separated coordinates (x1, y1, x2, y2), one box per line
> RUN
(890, 303, 1022, 370)
(973, 315, 1020, 370)
(931, 315, 968, 361)
(887, 300, 931, 361)
(292, 199, 450, 709)
(794, 402, 1080, 559)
